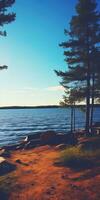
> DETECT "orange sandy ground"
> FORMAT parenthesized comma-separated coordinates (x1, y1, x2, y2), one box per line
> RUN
(2, 145, 100, 200)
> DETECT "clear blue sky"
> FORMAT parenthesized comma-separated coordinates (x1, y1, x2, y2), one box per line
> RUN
(0, 0, 99, 106)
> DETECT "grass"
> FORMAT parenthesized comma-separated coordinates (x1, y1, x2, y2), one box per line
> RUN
(57, 146, 100, 170)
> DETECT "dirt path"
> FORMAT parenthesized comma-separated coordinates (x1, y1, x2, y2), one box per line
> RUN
(1, 145, 100, 200)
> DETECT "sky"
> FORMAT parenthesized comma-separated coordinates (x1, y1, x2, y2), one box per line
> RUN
(0, 0, 100, 106)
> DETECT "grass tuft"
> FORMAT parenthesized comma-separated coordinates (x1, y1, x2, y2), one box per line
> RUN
(57, 146, 100, 170)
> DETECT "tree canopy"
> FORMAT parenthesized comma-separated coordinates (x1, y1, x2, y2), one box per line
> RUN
(55, 0, 100, 133)
(0, 0, 16, 70)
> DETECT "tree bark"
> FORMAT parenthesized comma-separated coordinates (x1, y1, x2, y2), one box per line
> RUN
(85, 29, 91, 134)
(90, 71, 95, 132)
(71, 105, 74, 133)
(85, 64, 91, 134)
(73, 103, 75, 132)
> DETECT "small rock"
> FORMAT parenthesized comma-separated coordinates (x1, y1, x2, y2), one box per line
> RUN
(24, 139, 40, 149)
(0, 149, 5, 156)
(0, 149, 11, 158)
(0, 157, 16, 176)
(26, 132, 42, 141)
(24, 136, 28, 142)
(55, 144, 67, 150)
(78, 137, 100, 150)
(0, 157, 5, 163)
(15, 159, 22, 164)
(15, 159, 29, 166)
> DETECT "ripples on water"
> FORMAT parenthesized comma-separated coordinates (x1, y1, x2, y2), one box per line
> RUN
(0, 108, 99, 146)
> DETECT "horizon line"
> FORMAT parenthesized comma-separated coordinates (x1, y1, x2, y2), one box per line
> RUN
(0, 104, 100, 109)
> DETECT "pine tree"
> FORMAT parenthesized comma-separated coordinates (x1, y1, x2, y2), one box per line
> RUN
(55, 0, 100, 134)
(0, 0, 16, 70)
(0, 65, 8, 69)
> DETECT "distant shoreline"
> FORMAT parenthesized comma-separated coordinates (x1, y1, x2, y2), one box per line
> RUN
(0, 104, 100, 110)
(0, 105, 59, 110)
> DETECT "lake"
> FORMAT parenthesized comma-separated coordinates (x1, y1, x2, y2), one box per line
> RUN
(0, 108, 100, 147)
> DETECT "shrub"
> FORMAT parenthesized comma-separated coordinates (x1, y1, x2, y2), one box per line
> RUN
(57, 147, 100, 170)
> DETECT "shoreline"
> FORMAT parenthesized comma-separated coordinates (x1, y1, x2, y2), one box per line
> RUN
(0, 104, 100, 110)
(0, 130, 77, 151)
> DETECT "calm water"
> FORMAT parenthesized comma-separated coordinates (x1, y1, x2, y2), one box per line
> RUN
(0, 108, 100, 147)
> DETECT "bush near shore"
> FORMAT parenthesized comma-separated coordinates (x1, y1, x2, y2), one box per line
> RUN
(57, 145, 100, 170)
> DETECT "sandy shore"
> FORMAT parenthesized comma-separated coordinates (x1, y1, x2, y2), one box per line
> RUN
(0, 142, 100, 200)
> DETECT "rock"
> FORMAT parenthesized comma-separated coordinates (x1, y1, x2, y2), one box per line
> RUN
(15, 159, 22, 164)
(75, 130, 86, 137)
(66, 133, 77, 145)
(0, 157, 5, 163)
(0, 149, 5, 156)
(40, 131, 57, 145)
(15, 159, 29, 166)
(24, 136, 28, 142)
(56, 133, 77, 145)
(0, 157, 16, 176)
(26, 132, 43, 141)
(55, 133, 65, 144)
(91, 122, 100, 135)
(39, 131, 77, 146)
(0, 131, 77, 153)
(78, 138, 100, 150)
(24, 139, 41, 149)
(15, 142, 27, 150)
(3, 144, 19, 151)
(0, 149, 11, 158)
(92, 122, 100, 127)
(55, 144, 67, 150)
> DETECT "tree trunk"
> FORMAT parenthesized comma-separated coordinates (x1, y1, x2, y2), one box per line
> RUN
(85, 30, 91, 134)
(85, 61, 91, 134)
(90, 71, 95, 132)
(85, 71, 91, 134)
(71, 105, 74, 133)
(73, 103, 75, 132)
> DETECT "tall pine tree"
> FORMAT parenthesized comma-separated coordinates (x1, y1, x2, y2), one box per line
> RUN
(55, 0, 100, 134)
